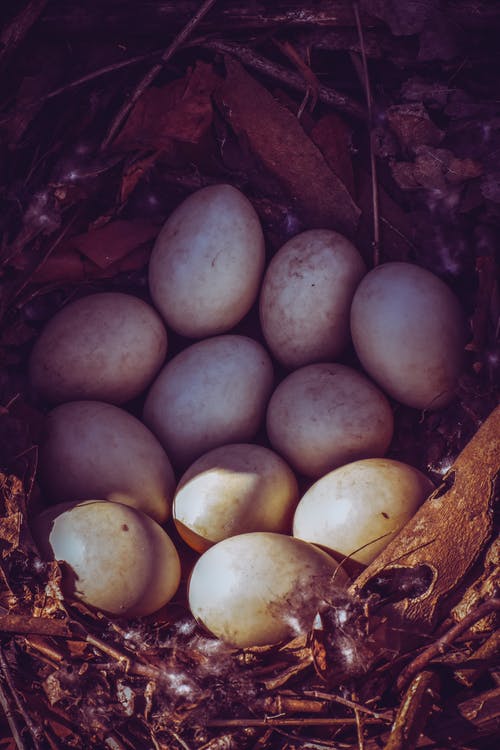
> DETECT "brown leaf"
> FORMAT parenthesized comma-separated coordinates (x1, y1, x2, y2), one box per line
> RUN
(69, 219, 159, 269)
(113, 61, 221, 151)
(216, 56, 360, 235)
(310, 114, 355, 197)
(30, 248, 85, 285)
(350, 405, 500, 633)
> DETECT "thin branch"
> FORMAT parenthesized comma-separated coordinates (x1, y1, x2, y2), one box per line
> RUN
(397, 597, 500, 691)
(101, 0, 218, 150)
(353, 1, 380, 265)
(0, 645, 44, 750)
(199, 39, 365, 120)
(44, 51, 161, 101)
(0, 0, 48, 66)
(384, 671, 440, 750)
(207, 717, 385, 727)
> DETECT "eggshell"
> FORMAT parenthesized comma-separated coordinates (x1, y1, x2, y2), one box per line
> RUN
(143, 335, 274, 469)
(173, 443, 299, 551)
(293, 458, 434, 564)
(260, 229, 366, 368)
(39, 401, 175, 522)
(33, 500, 181, 616)
(188, 532, 348, 647)
(266, 363, 393, 478)
(350, 262, 466, 409)
(149, 184, 265, 337)
(29, 293, 167, 405)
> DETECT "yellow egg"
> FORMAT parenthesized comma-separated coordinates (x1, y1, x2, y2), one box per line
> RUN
(173, 443, 299, 551)
(188, 532, 348, 647)
(33, 500, 181, 617)
(293, 458, 434, 564)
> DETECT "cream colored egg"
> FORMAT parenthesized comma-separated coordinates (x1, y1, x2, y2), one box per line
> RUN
(266, 363, 393, 478)
(188, 532, 348, 647)
(149, 184, 265, 337)
(33, 500, 181, 616)
(173, 443, 299, 551)
(350, 262, 466, 409)
(293, 458, 434, 565)
(39, 401, 175, 522)
(143, 335, 274, 469)
(260, 229, 366, 368)
(29, 293, 167, 405)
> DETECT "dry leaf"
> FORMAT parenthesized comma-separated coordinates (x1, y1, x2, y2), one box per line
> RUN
(386, 103, 444, 153)
(113, 61, 221, 151)
(310, 114, 355, 197)
(69, 219, 158, 269)
(216, 57, 360, 235)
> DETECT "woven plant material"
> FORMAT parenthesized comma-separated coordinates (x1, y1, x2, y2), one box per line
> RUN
(0, 1, 499, 748)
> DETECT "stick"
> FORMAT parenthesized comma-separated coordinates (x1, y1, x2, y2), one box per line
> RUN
(101, 0, 218, 150)
(0, 646, 44, 750)
(396, 597, 500, 691)
(207, 717, 386, 727)
(353, 1, 380, 265)
(200, 40, 365, 120)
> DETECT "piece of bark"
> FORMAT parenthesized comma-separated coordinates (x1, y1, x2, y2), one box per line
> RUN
(350, 405, 499, 633)
(216, 57, 360, 235)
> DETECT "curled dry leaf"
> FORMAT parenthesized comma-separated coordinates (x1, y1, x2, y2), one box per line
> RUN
(386, 103, 444, 154)
(215, 57, 360, 235)
(112, 61, 222, 151)
(391, 146, 483, 192)
(350, 404, 499, 633)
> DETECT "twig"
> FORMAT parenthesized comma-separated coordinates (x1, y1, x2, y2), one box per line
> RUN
(0, 645, 44, 749)
(0, 0, 48, 66)
(384, 671, 440, 750)
(0, 615, 71, 637)
(303, 690, 394, 720)
(199, 39, 365, 120)
(454, 629, 500, 686)
(44, 51, 161, 101)
(0, 678, 28, 750)
(397, 597, 500, 691)
(207, 717, 385, 727)
(352, 1, 380, 265)
(101, 0, 218, 150)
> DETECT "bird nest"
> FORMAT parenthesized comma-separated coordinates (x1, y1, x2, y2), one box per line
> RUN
(0, 2, 499, 749)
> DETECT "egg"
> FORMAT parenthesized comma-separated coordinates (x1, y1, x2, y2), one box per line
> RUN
(293, 458, 434, 565)
(149, 184, 265, 337)
(188, 532, 348, 647)
(29, 293, 167, 405)
(33, 500, 181, 616)
(266, 363, 393, 478)
(39, 401, 175, 522)
(173, 443, 299, 551)
(260, 229, 366, 368)
(350, 262, 467, 410)
(143, 335, 274, 469)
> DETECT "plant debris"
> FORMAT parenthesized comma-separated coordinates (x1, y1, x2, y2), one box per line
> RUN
(0, 1, 499, 748)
